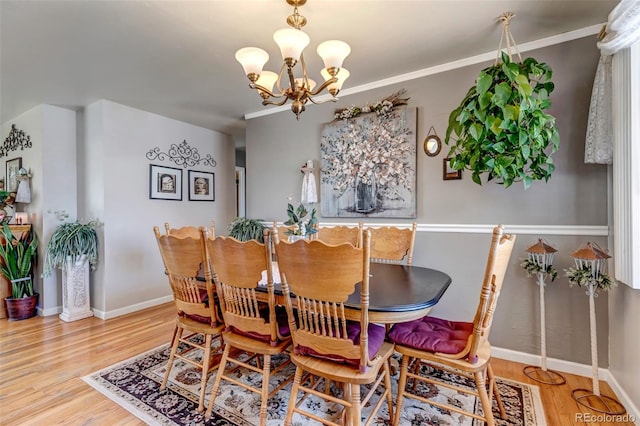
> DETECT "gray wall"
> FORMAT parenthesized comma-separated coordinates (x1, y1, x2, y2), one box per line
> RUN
(245, 36, 612, 366)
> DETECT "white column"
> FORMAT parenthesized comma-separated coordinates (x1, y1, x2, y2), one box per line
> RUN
(612, 43, 639, 288)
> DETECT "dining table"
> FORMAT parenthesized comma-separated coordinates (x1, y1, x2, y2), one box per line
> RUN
(259, 262, 452, 324)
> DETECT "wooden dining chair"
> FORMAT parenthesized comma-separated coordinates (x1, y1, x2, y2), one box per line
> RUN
(153, 226, 224, 413)
(315, 222, 363, 247)
(388, 225, 516, 426)
(275, 231, 395, 426)
(164, 221, 216, 239)
(203, 230, 292, 425)
(365, 222, 417, 265)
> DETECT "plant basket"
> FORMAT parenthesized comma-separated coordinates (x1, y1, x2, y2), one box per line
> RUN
(5, 292, 38, 321)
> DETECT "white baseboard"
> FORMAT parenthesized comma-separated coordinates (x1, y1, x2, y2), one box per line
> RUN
(92, 295, 173, 320)
(606, 372, 640, 425)
(39, 306, 62, 316)
(494, 347, 639, 424)
(493, 347, 609, 378)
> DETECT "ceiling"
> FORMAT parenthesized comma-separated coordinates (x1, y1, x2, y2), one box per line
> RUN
(0, 1, 617, 148)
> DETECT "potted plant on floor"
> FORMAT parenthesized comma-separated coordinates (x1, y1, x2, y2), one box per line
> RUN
(0, 222, 39, 320)
(43, 211, 100, 322)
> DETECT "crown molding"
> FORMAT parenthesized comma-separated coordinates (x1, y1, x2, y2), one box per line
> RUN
(245, 23, 603, 120)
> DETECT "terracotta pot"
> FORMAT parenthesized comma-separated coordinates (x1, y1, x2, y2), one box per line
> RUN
(5, 293, 38, 321)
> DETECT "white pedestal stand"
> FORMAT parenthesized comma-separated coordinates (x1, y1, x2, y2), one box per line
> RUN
(59, 255, 94, 322)
(571, 282, 625, 414)
(523, 271, 565, 385)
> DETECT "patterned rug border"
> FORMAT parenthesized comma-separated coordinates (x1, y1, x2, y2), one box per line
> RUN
(83, 344, 174, 425)
(83, 343, 547, 426)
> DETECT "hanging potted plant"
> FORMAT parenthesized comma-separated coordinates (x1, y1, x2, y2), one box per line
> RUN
(445, 14, 559, 190)
(0, 222, 39, 320)
(43, 211, 100, 322)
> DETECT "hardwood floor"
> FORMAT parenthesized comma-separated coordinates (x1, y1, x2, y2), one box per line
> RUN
(0, 302, 635, 425)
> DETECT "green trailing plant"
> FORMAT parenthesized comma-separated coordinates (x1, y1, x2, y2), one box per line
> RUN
(228, 217, 266, 243)
(283, 203, 318, 237)
(565, 265, 615, 292)
(0, 222, 38, 298)
(43, 214, 101, 277)
(445, 52, 559, 189)
(520, 258, 558, 282)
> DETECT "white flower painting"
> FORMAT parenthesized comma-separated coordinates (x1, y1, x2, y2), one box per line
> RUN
(320, 106, 416, 217)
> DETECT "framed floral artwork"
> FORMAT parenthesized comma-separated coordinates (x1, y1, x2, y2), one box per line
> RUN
(188, 170, 214, 201)
(149, 164, 182, 200)
(320, 106, 417, 218)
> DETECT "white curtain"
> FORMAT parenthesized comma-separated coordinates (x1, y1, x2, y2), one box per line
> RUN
(584, 0, 640, 164)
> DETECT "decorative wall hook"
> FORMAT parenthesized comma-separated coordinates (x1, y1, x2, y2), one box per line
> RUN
(146, 140, 217, 168)
(1, 124, 33, 158)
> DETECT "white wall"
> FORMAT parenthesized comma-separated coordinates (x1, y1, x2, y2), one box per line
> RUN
(1, 104, 77, 315)
(245, 36, 612, 367)
(83, 100, 236, 317)
(608, 284, 640, 418)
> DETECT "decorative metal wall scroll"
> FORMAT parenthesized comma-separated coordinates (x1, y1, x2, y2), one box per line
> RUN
(1, 124, 33, 158)
(146, 140, 217, 169)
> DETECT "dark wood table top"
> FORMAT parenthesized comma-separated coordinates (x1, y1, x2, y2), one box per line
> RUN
(267, 263, 451, 324)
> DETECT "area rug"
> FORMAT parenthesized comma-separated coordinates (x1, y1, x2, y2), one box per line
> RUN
(83, 341, 546, 426)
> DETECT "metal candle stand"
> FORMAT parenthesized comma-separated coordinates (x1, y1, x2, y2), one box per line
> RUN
(522, 239, 565, 385)
(568, 242, 625, 415)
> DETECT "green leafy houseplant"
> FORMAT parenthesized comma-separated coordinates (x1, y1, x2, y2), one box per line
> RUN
(283, 203, 318, 238)
(520, 258, 558, 282)
(565, 265, 615, 292)
(228, 217, 266, 243)
(43, 215, 100, 277)
(445, 52, 560, 189)
(0, 223, 38, 298)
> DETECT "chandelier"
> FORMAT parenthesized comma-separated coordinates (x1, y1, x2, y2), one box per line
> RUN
(235, 0, 351, 120)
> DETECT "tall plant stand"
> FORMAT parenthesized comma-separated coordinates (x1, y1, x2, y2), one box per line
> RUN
(522, 239, 565, 385)
(568, 242, 625, 415)
(59, 255, 94, 322)
(571, 281, 625, 414)
(523, 269, 565, 385)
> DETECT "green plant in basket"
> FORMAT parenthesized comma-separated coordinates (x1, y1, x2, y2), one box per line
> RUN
(43, 213, 100, 277)
(445, 52, 559, 189)
(0, 222, 38, 298)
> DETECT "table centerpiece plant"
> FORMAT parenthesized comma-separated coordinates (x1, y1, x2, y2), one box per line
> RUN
(283, 203, 318, 240)
(0, 222, 39, 320)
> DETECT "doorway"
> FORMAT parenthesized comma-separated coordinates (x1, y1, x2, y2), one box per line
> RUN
(235, 166, 246, 217)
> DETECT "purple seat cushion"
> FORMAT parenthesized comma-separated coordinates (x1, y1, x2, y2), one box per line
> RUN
(388, 316, 473, 354)
(183, 289, 219, 325)
(295, 321, 386, 366)
(231, 305, 291, 344)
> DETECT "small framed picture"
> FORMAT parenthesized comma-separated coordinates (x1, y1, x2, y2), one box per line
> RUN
(149, 164, 182, 200)
(6, 157, 22, 192)
(443, 158, 462, 180)
(188, 170, 215, 201)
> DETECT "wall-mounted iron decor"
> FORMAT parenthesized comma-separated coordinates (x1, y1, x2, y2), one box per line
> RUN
(1, 124, 33, 158)
(146, 140, 217, 169)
